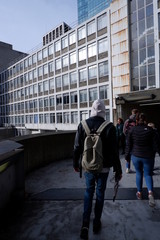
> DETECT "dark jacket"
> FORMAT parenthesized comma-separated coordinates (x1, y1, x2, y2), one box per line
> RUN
(123, 114, 136, 136)
(73, 116, 122, 175)
(125, 123, 160, 160)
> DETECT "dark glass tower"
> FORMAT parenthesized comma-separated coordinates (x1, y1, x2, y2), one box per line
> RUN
(78, 0, 112, 24)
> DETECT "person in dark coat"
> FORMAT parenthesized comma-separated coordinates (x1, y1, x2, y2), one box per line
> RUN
(123, 109, 139, 173)
(73, 99, 122, 240)
(125, 113, 160, 207)
(116, 117, 125, 154)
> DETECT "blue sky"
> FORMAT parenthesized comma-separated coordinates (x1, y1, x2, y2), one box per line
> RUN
(0, 0, 77, 53)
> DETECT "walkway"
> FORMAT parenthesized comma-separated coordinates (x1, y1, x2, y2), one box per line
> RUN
(1, 154, 160, 240)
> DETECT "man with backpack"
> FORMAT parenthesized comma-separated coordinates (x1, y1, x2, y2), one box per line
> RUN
(123, 109, 139, 173)
(73, 99, 122, 240)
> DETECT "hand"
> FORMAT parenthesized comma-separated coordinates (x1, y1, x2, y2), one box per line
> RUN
(115, 173, 122, 181)
(74, 167, 80, 172)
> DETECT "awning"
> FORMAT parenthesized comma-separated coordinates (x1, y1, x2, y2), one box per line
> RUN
(116, 88, 160, 106)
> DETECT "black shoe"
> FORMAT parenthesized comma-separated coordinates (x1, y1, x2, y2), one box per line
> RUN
(93, 220, 101, 234)
(80, 227, 89, 240)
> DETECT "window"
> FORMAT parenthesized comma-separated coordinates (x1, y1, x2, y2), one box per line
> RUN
(64, 112, 70, 123)
(88, 42, 96, 58)
(55, 40, 61, 52)
(69, 32, 76, 45)
(98, 13, 107, 30)
(44, 98, 49, 107)
(49, 78, 54, 90)
(44, 80, 49, 91)
(39, 98, 43, 108)
(87, 20, 95, 35)
(28, 71, 32, 81)
(50, 96, 54, 107)
(32, 54, 36, 64)
(33, 84, 38, 94)
(38, 66, 43, 77)
(55, 59, 61, 70)
(71, 91, 77, 103)
(71, 112, 78, 123)
(79, 47, 86, 61)
(63, 93, 69, 104)
(89, 87, 97, 101)
(99, 85, 109, 99)
(43, 48, 48, 58)
(62, 74, 69, 87)
(29, 85, 33, 95)
(56, 95, 62, 106)
(88, 65, 97, 80)
(99, 61, 108, 77)
(37, 51, 42, 61)
(79, 68, 87, 82)
(43, 64, 48, 75)
(39, 114, 43, 124)
(98, 38, 108, 54)
(55, 76, 61, 88)
(62, 55, 68, 67)
(25, 87, 29, 97)
(80, 89, 87, 102)
(70, 51, 76, 64)
(48, 44, 54, 55)
(48, 61, 54, 73)
(38, 82, 43, 93)
(44, 114, 49, 124)
(28, 56, 32, 66)
(70, 71, 77, 84)
(78, 26, 86, 40)
(57, 113, 62, 123)
(62, 36, 68, 49)
(33, 69, 37, 79)
(50, 113, 55, 123)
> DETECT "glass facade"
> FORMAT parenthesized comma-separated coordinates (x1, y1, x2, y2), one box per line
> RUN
(78, 0, 112, 24)
(129, 0, 155, 91)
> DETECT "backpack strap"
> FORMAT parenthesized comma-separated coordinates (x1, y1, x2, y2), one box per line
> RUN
(81, 120, 111, 136)
(97, 121, 112, 134)
(81, 120, 91, 136)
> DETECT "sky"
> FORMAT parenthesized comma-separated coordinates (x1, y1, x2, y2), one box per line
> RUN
(0, 0, 77, 53)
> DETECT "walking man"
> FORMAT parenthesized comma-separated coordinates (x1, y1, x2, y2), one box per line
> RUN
(73, 99, 122, 240)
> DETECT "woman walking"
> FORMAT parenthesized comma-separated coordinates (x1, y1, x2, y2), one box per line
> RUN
(125, 113, 160, 207)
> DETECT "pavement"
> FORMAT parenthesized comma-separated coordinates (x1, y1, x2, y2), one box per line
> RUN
(0, 153, 160, 240)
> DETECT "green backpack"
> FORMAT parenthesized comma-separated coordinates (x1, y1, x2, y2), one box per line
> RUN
(81, 120, 111, 173)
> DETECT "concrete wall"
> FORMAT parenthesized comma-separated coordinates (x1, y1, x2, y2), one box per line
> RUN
(16, 131, 76, 174)
(0, 132, 76, 212)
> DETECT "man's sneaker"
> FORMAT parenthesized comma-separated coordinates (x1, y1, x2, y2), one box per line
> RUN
(148, 193, 155, 207)
(126, 168, 131, 173)
(93, 220, 101, 234)
(80, 227, 89, 240)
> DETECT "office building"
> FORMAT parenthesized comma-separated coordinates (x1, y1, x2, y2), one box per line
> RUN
(78, 0, 112, 24)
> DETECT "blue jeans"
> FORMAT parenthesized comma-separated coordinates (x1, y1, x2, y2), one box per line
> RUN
(83, 171, 109, 226)
(131, 155, 154, 192)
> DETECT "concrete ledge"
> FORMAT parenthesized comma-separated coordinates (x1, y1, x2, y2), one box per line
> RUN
(29, 187, 160, 201)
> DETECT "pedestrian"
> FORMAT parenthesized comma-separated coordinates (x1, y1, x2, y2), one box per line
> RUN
(73, 99, 122, 240)
(125, 113, 160, 207)
(123, 109, 139, 173)
(148, 122, 160, 174)
(116, 117, 125, 154)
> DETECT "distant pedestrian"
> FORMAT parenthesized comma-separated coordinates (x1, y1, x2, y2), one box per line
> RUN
(125, 113, 160, 207)
(123, 109, 139, 173)
(116, 117, 125, 154)
(73, 99, 122, 240)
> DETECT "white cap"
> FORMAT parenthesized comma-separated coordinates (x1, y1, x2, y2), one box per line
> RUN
(90, 99, 106, 119)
